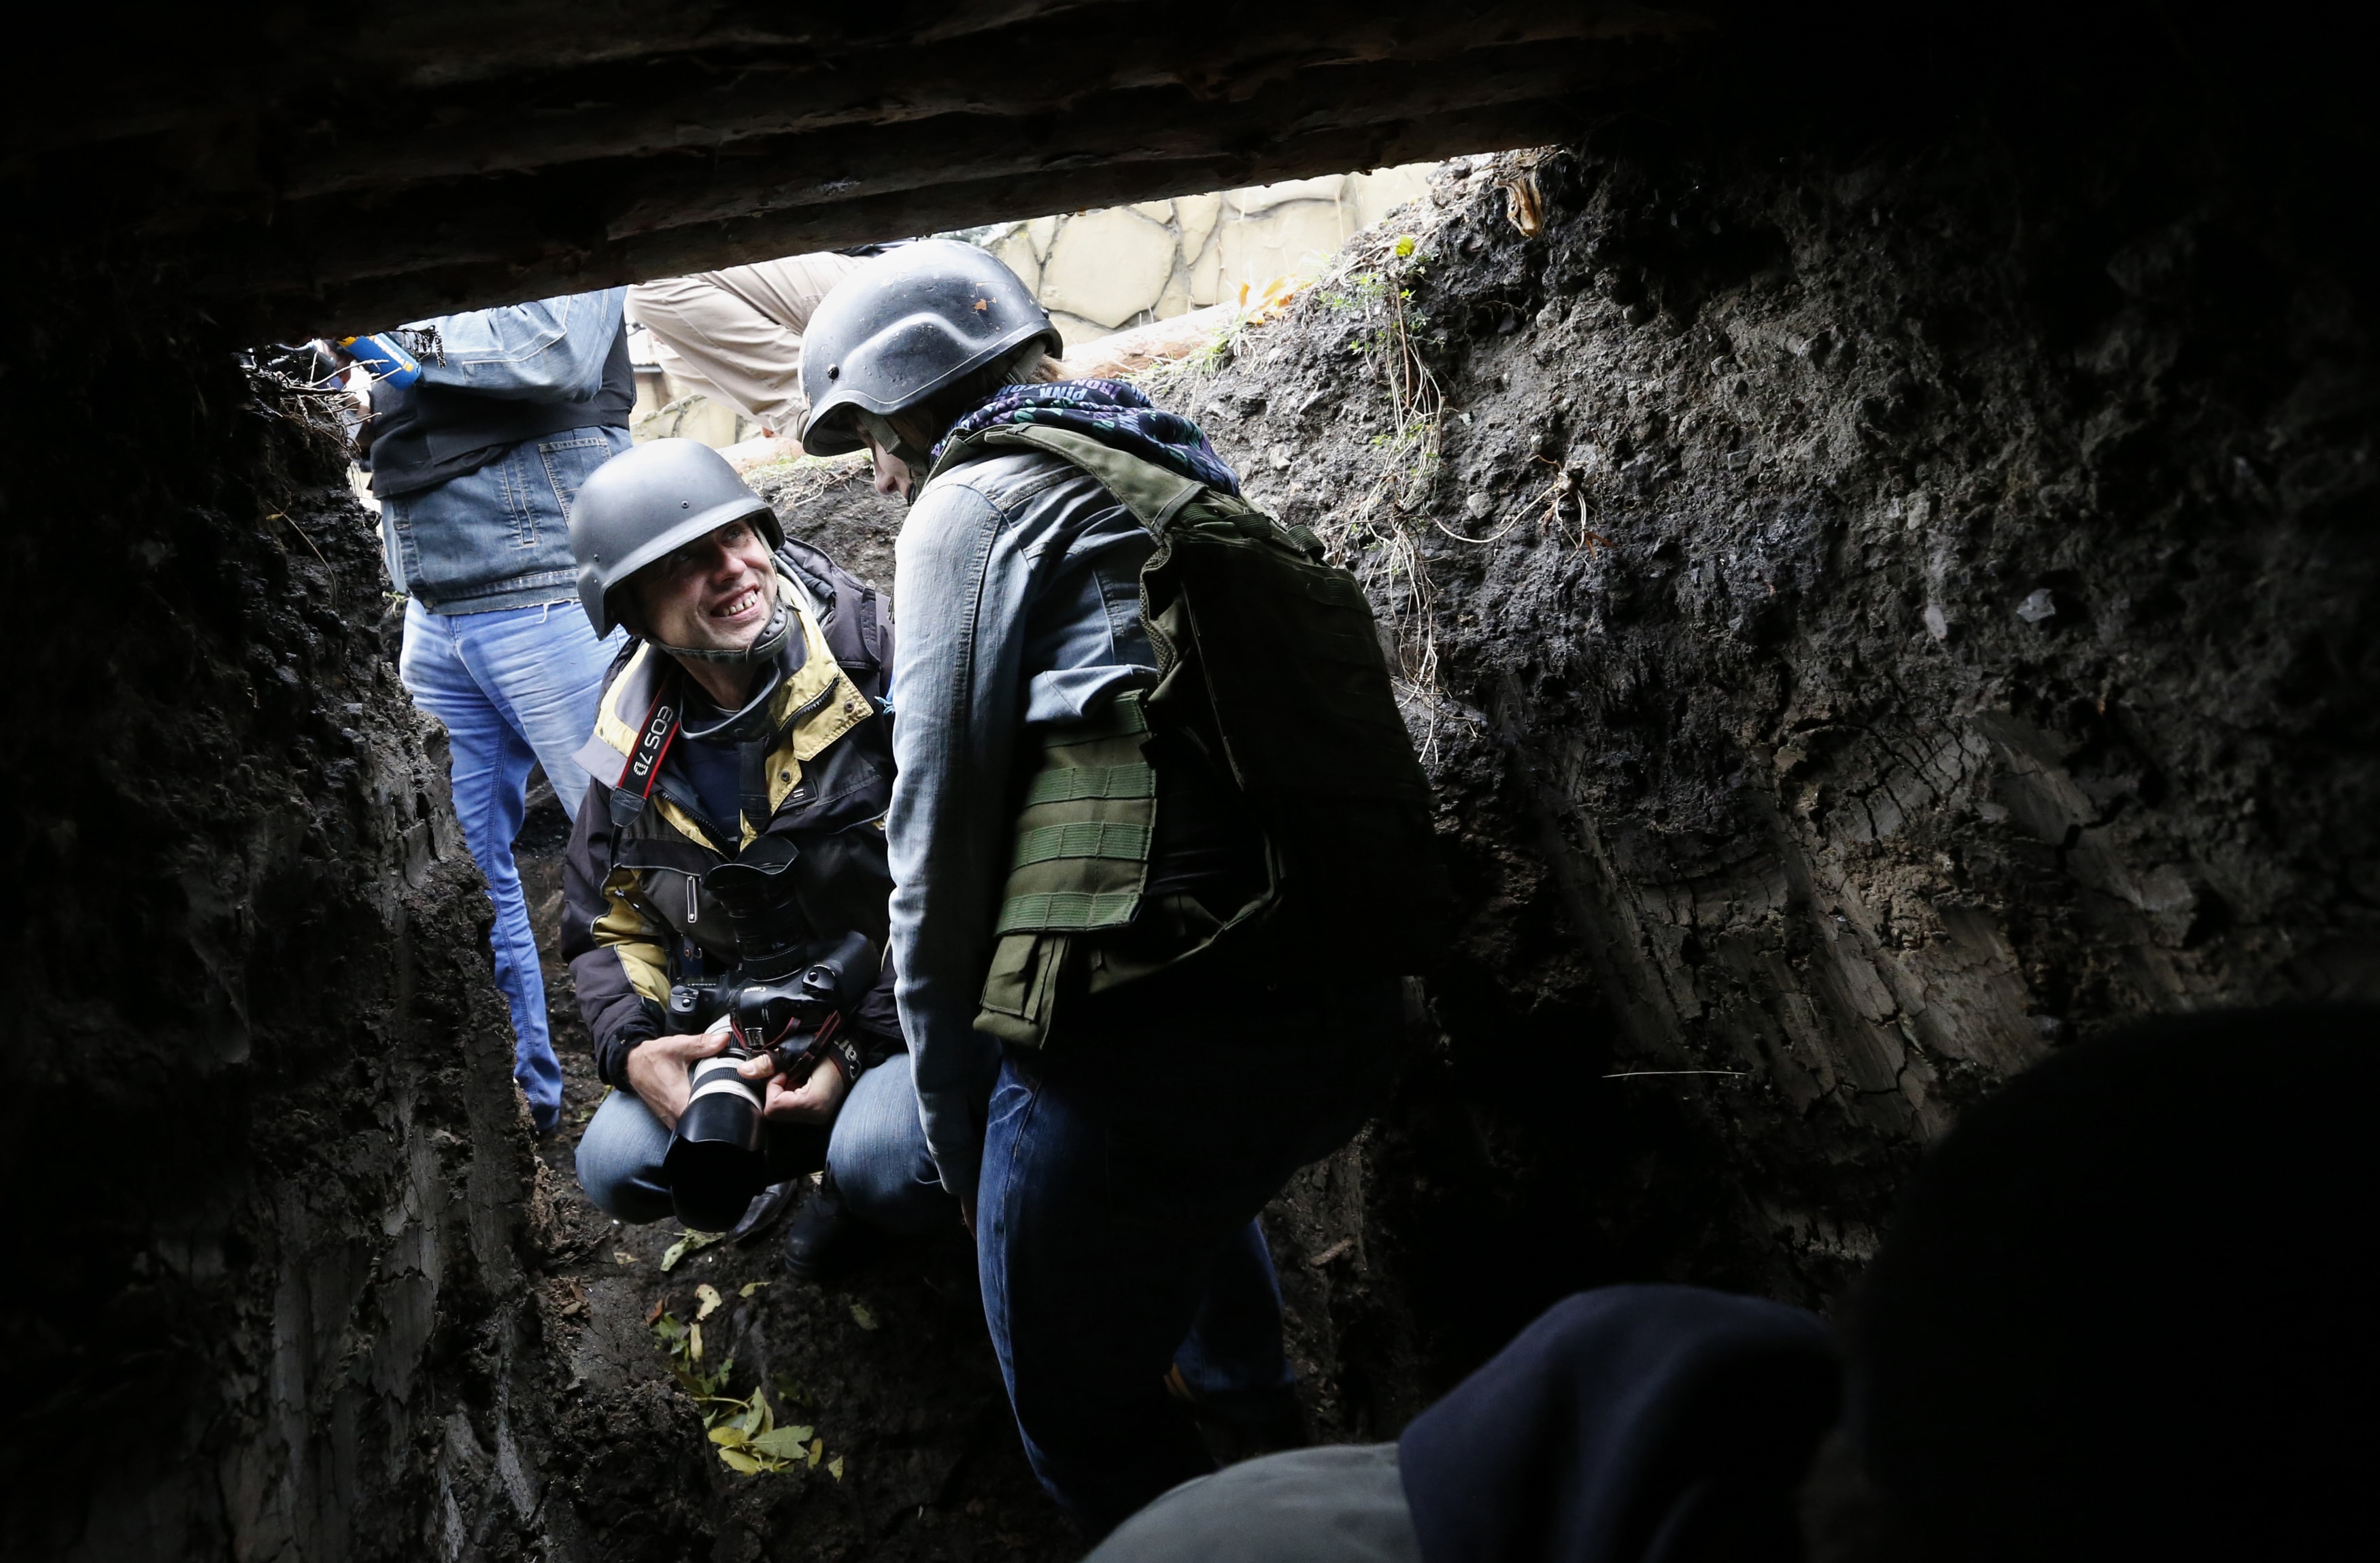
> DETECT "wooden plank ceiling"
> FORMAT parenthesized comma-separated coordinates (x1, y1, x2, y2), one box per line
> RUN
(6, 1, 1721, 335)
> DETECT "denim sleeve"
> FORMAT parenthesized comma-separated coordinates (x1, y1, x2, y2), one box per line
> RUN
(407, 288, 626, 402)
(887, 479, 1026, 1206)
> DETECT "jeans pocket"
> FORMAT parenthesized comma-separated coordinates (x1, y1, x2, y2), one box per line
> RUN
(539, 433, 619, 526)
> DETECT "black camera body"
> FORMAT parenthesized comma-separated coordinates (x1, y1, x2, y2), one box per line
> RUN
(662, 842, 877, 1231)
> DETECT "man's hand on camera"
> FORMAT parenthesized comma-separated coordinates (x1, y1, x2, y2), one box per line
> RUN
(736, 1049, 851, 1125)
(625, 1023, 732, 1131)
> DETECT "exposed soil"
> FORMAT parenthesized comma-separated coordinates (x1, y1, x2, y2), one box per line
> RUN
(1161, 106, 2378, 1365)
(7, 22, 2373, 1557)
(0, 277, 567, 1560)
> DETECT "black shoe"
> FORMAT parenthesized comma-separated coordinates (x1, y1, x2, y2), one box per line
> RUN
(782, 1174, 857, 1284)
(729, 1180, 802, 1246)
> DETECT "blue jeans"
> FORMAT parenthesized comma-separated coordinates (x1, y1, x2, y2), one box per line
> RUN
(401, 597, 622, 1129)
(575, 1052, 953, 1234)
(979, 965, 1401, 1536)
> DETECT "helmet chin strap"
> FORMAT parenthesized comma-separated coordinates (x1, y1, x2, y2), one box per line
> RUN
(652, 597, 796, 671)
(857, 408, 937, 499)
(679, 657, 788, 743)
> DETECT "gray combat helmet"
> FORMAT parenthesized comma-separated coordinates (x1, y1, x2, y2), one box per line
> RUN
(797, 237, 1062, 456)
(568, 438, 783, 637)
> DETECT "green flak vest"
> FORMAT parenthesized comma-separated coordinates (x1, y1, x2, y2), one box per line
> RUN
(930, 422, 1449, 1049)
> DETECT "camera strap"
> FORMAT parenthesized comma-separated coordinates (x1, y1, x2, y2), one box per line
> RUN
(618, 679, 683, 804)
(770, 1010, 868, 1086)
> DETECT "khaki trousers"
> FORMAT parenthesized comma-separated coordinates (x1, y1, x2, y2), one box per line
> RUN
(626, 252, 863, 436)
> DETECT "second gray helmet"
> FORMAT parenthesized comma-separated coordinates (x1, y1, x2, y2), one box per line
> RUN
(568, 438, 783, 636)
(797, 237, 1062, 456)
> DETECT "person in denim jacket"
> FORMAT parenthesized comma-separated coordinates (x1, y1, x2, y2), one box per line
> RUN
(354, 290, 634, 1131)
(799, 243, 1403, 1536)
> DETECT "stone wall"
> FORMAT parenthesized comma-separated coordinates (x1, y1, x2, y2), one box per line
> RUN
(978, 165, 1438, 345)
(630, 165, 1441, 443)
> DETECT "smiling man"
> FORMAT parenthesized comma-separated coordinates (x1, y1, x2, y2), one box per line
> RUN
(558, 437, 949, 1273)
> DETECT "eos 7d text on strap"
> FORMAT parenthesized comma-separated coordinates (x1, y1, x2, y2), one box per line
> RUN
(619, 681, 683, 802)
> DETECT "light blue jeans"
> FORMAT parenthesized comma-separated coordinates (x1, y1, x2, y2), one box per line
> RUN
(575, 1052, 952, 1233)
(401, 596, 622, 1129)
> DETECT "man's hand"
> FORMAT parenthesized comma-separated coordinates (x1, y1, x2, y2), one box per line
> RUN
(625, 1023, 733, 1131)
(737, 1049, 852, 1126)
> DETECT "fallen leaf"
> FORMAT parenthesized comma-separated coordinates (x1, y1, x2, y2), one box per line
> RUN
(827, 1456, 845, 1481)
(849, 1302, 879, 1331)
(613, 1250, 638, 1265)
(695, 1283, 724, 1321)
(749, 1425, 813, 1459)
(718, 1447, 763, 1475)
(644, 1298, 667, 1326)
(806, 1437, 824, 1469)
(738, 1280, 771, 1299)
(660, 1230, 721, 1271)
(689, 1322, 704, 1362)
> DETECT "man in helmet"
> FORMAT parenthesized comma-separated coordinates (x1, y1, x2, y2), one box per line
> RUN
(558, 437, 950, 1273)
(798, 241, 1442, 1534)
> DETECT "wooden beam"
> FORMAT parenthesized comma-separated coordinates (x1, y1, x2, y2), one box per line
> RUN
(237, 92, 1613, 337)
(278, 4, 1687, 199)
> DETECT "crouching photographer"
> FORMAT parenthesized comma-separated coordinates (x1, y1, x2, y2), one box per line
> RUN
(559, 438, 949, 1275)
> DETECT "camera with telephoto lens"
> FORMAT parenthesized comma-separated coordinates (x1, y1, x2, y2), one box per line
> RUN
(663, 844, 877, 1231)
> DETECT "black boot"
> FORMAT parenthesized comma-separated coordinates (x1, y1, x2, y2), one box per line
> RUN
(782, 1173, 857, 1284)
(728, 1180, 801, 1246)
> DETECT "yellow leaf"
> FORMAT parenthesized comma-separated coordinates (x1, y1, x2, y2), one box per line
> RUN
(738, 1280, 771, 1299)
(827, 1456, 845, 1481)
(613, 1250, 638, 1265)
(689, 1322, 704, 1362)
(709, 1426, 749, 1447)
(660, 1230, 721, 1271)
(717, 1447, 763, 1475)
(849, 1302, 879, 1331)
(748, 1426, 812, 1460)
(695, 1283, 724, 1321)
(806, 1437, 824, 1469)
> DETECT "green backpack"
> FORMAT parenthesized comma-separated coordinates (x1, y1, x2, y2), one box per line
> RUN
(930, 423, 1448, 1046)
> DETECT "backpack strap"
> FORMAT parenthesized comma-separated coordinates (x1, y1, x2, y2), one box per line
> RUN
(931, 424, 1210, 534)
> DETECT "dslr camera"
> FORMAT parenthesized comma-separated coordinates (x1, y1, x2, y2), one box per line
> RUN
(663, 844, 876, 1231)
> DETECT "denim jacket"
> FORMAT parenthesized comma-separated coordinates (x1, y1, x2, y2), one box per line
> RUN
(887, 450, 1158, 1203)
(377, 290, 631, 615)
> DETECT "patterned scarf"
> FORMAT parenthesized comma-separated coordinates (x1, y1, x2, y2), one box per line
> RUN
(934, 377, 1242, 496)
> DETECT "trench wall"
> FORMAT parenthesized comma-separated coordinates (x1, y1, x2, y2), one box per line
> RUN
(1156, 61, 2375, 1409)
(0, 262, 585, 1561)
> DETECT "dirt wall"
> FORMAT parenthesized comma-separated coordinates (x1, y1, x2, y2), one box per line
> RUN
(1155, 40, 2377, 1418)
(0, 265, 585, 1560)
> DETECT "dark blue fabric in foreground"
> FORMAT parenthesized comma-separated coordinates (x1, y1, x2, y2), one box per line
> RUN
(936, 378, 1243, 496)
(1397, 1285, 1840, 1563)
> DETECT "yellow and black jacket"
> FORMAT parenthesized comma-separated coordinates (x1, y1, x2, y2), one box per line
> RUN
(560, 539, 898, 1087)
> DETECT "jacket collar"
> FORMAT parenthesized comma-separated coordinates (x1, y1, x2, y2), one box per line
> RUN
(575, 565, 878, 840)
